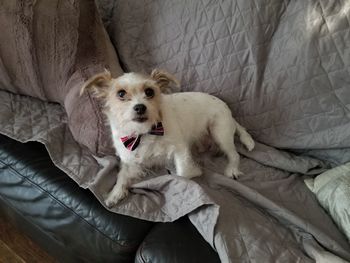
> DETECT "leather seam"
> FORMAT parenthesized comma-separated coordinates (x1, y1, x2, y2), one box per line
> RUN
(136, 240, 148, 263)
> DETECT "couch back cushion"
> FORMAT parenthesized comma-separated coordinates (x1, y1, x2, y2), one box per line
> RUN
(101, 0, 350, 150)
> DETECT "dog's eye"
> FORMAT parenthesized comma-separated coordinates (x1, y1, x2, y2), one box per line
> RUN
(117, 90, 126, 99)
(145, 88, 154, 98)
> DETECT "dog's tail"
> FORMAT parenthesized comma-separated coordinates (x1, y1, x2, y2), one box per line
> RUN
(233, 119, 255, 151)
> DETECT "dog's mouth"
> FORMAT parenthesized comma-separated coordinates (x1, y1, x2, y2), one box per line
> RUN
(133, 116, 148, 123)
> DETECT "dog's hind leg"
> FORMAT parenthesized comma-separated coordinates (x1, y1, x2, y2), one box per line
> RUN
(210, 117, 243, 179)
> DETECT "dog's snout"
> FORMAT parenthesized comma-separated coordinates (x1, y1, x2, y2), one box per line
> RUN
(133, 104, 147, 115)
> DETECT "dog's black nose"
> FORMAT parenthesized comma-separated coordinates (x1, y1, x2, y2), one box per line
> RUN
(133, 104, 147, 115)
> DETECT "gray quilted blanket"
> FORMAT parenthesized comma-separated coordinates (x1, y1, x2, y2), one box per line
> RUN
(1, 0, 350, 262)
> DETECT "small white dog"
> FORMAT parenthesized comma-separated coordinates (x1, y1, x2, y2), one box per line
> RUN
(82, 69, 255, 207)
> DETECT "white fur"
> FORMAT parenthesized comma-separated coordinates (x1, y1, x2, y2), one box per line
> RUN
(105, 90, 255, 207)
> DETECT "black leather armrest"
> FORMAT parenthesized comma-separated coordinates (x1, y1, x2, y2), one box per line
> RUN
(0, 135, 154, 262)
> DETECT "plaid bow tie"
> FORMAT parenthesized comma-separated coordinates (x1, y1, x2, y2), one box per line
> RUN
(120, 122, 164, 151)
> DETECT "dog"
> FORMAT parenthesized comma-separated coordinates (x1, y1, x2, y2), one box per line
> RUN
(81, 69, 255, 207)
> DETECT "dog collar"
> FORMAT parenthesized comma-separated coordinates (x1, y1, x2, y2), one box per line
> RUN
(120, 122, 164, 151)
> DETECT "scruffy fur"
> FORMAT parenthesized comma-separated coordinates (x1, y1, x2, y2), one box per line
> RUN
(82, 69, 255, 207)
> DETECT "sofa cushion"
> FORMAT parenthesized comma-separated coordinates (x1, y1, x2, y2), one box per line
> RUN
(136, 217, 220, 263)
(0, 134, 154, 262)
(103, 0, 350, 150)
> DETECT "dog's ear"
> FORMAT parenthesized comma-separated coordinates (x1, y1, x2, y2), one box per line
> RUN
(151, 69, 180, 93)
(80, 69, 112, 99)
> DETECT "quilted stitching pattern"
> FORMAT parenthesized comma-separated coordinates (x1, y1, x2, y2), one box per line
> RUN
(189, 154, 350, 262)
(0, 91, 99, 188)
(107, 0, 350, 149)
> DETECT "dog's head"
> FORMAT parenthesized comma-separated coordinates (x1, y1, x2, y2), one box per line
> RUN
(81, 69, 179, 135)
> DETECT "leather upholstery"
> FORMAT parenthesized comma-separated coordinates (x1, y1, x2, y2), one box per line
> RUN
(0, 135, 154, 262)
(136, 217, 220, 263)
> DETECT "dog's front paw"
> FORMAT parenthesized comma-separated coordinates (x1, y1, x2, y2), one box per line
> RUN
(224, 166, 243, 179)
(105, 188, 128, 208)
